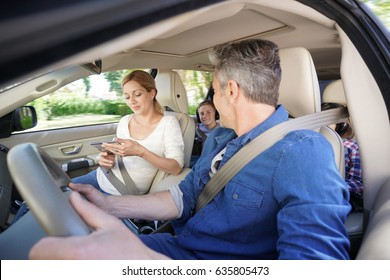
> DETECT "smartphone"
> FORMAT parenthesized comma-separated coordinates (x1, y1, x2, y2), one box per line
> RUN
(90, 141, 117, 152)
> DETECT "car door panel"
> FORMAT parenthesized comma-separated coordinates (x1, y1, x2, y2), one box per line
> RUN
(1, 122, 117, 177)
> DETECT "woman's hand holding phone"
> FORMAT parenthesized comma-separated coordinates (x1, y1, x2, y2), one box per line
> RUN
(90, 140, 118, 168)
(98, 151, 116, 169)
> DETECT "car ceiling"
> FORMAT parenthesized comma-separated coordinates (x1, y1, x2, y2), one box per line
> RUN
(99, 1, 341, 80)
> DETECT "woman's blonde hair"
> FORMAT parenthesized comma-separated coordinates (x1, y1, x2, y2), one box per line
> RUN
(122, 70, 164, 115)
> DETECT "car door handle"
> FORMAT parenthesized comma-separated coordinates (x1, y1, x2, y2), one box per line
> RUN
(59, 145, 82, 155)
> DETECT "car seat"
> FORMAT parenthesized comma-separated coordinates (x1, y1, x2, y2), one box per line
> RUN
(322, 78, 353, 176)
(322, 79, 363, 258)
(278, 47, 322, 117)
(323, 79, 347, 105)
(148, 70, 195, 193)
(321, 79, 349, 176)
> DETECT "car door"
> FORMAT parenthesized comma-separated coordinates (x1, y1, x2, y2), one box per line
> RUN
(0, 67, 121, 179)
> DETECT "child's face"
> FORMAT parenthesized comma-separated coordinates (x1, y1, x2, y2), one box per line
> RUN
(198, 104, 216, 126)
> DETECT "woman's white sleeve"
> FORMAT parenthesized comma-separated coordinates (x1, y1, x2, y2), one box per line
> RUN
(168, 184, 184, 218)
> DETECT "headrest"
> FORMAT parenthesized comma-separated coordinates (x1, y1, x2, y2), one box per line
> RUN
(322, 79, 347, 106)
(279, 47, 321, 117)
(155, 70, 188, 113)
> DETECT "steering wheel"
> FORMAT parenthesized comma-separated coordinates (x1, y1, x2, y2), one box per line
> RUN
(7, 143, 90, 236)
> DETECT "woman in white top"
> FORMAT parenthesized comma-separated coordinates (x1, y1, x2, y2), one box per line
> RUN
(72, 70, 184, 195)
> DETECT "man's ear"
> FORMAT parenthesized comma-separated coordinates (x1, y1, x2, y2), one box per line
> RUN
(227, 80, 240, 101)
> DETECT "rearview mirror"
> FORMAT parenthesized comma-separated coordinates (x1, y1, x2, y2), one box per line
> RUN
(81, 59, 102, 74)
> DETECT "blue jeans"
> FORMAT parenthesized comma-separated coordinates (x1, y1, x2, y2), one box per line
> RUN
(140, 233, 197, 259)
(12, 169, 103, 224)
(71, 169, 100, 189)
(11, 201, 29, 225)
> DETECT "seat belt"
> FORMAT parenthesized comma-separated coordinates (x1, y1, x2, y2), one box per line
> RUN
(195, 107, 349, 213)
(196, 126, 208, 142)
(101, 156, 139, 195)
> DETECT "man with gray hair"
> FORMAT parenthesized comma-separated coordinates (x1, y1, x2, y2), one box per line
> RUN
(30, 39, 351, 260)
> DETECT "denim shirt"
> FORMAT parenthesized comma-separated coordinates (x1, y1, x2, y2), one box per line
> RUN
(171, 105, 351, 259)
(200, 126, 236, 156)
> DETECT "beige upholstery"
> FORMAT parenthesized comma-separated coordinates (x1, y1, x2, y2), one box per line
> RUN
(356, 179, 390, 259)
(154, 69, 195, 168)
(323, 79, 364, 243)
(319, 126, 345, 177)
(155, 70, 189, 114)
(279, 47, 321, 117)
(321, 79, 349, 176)
(323, 79, 347, 106)
(149, 70, 195, 193)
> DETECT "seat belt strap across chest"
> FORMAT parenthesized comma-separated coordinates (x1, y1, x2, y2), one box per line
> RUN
(101, 155, 139, 195)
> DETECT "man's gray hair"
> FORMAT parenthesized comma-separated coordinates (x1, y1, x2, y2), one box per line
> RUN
(209, 39, 281, 107)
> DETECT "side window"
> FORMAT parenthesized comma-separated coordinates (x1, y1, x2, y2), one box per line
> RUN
(23, 70, 134, 132)
(20, 69, 211, 132)
(176, 70, 212, 115)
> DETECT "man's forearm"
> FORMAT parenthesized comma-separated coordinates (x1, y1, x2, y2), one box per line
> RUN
(106, 190, 179, 221)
